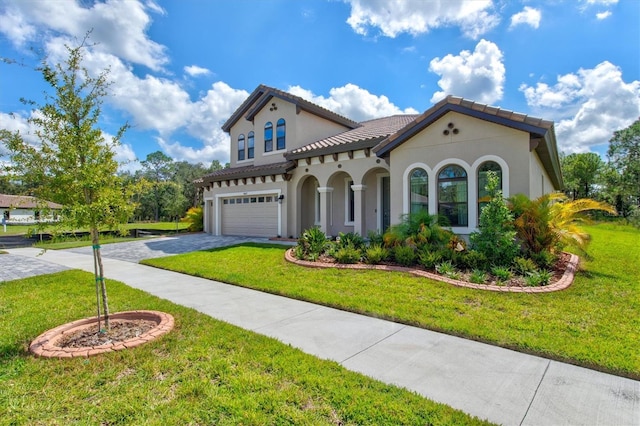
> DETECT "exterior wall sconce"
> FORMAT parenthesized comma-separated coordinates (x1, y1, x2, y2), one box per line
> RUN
(277, 194, 285, 203)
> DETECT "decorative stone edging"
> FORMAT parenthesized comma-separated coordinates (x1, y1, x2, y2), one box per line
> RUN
(29, 310, 174, 358)
(285, 248, 579, 293)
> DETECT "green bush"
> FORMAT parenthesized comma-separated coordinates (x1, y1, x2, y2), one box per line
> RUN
(418, 248, 442, 269)
(513, 257, 537, 276)
(525, 270, 553, 286)
(491, 266, 512, 281)
(334, 246, 362, 264)
(336, 231, 366, 251)
(367, 230, 384, 246)
(435, 261, 456, 277)
(469, 269, 487, 284)
(364, 244, 388, 264)
(393, 245, 416, 266)
(459, 250, 488, 271)
(181, 207, 203, 232)
(530, 250, 557, 270)
(297, 227, 328, 261)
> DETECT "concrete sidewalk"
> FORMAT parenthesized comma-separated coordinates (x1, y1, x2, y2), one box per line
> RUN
(4, 245, 640, 425)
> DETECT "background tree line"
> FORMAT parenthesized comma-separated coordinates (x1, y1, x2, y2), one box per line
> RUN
(560, 118, 640, 223)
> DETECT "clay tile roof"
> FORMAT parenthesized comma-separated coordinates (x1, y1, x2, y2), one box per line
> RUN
(197, 161, 296, 185)
(0, 194, 63, 209)
(286, 114, 419, 160)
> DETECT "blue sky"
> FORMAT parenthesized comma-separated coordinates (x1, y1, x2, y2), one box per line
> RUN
(1, 0, 638, 171)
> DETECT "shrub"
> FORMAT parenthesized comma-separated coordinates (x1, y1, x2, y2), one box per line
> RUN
(181, 207, 203, 232)
(364, 245, 388, 264)
(513, 257, 537, 276)
(336, 231, 365, 251)
(530, 250, 557, 270)
(435, 261, 456, 277)
(334, 246, 361, 264)
(393, 245, 416, 266)
(470, 171, 520, 267)
(491, 266, 512, 282)
(297, 227, 328, 261)
(459, 250, 488, 271)
(525, 270, 553, 286)
(469, 269, 487, 284)
(418, 249, 442, 270)
(367, 230, 384, 246)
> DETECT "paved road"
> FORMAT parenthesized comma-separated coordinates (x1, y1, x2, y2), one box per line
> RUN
(3, 234, 639, 425)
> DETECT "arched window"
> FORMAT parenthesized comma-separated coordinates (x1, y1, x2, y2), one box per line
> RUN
(477, 161, 502, 217)
(264, 122, 273, 152)
(409, 168, 428, 214)
(438, 165, 468, 226)
(276, 118, 286, 150)
(237, 134, 245, 161)
(247, 131, 255, 159)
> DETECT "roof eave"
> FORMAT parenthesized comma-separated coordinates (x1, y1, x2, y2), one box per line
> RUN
(285, 137, 384, 161)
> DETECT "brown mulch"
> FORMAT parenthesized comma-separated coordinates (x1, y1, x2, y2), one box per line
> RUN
(58, 319, 157, 348)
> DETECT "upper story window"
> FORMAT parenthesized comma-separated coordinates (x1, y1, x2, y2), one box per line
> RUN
(438, 165, 468, 227)
(247, 131, 255, 159)
(237, 134, 245, 161)
(477, 161, 502, 218)
(276, 118, 286, 150)
(409, 168, 428, 215)
(264, 122, 273, 152)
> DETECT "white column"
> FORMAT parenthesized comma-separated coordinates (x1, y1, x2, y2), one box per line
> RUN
(317, 186, 333, 236)
(351, 184, 367, 236)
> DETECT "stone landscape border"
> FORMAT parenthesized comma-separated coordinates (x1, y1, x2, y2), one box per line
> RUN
(29, 310, 174, 358)
(285, 248, 579, 293)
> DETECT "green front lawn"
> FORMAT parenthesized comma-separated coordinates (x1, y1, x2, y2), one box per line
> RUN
(0, 271, 486, 425)
(0, 221, 190, 237)
(143, 223, 640, 379)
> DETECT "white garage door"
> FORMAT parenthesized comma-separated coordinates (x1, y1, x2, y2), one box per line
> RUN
(221, 194, 279, 237)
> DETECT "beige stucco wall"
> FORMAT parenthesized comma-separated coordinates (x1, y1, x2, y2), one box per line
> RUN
(387, 111, 533, 234)
(228, 99, 351, 168)
(529, 151, 555, 199)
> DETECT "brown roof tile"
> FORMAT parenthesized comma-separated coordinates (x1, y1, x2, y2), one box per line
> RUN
(198, 161, 296, 185)
(0, 194, 62, 209)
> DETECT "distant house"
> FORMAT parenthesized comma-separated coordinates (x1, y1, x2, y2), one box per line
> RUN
(197, 85, 563, 239)
(0, 194, 63, 224)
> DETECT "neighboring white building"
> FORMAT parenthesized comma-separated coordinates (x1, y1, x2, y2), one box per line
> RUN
(0, 194, 62, 224)
(197, 85, 563, 238)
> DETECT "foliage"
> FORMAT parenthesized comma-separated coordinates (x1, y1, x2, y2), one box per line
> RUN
(296, 227, 328, 261)
(383, 210, 450, 250)
(524, 270, 553, 287)
(435, 261, 456, 277)
(334, 246, 362, 264)
(469, 269, 487, 284)
(513, 257, 537, 276)
(490, 266, 511, 282)
(418, 248, 442, 270)
(509, 193, 555, 255)
(336, 231, 366, 251)
(181, 207, 203, 232)
(561, 152, 604, 200)
(530, 250, 557, 270)
(366, 229, 384, 246)
(547, 193, 616, 254)
(392, 245, 416, 266)
(458, 250, 488, 271)
(0, 38, 137, 328)
(470, 171, 519, 267)
(364, 244, 389, 264)
(606, 119, 640, 217)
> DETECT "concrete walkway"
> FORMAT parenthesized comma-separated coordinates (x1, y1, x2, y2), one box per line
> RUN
(3, 236, 639, 425)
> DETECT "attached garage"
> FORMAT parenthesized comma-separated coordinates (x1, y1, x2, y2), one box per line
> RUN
(220, 194, 279, 237)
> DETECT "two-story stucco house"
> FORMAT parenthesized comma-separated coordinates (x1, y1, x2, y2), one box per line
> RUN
(197, 85, 563, 239)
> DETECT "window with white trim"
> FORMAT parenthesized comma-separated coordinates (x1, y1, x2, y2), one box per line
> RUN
(247, 131, 255, 159)
(264, 122, 273, 152)
(477, 161, 502, 219)
(276, 118, 286, 150)
(237, 134, 245, 161)
(438, 165, 468, 226)
(409, 168, 428, 215)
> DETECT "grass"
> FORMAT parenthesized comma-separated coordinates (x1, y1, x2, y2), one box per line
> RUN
(143, 223, 640, 379)
(0, 221, 190, 237)
(0, 271, 487, 425)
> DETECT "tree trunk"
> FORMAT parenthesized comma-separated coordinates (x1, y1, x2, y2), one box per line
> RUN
(91, 227, 110, 329)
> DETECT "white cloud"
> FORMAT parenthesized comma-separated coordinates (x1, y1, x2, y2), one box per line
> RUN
(184, 65, 211, 77)
(580, 0, 618, 18)
(345, 0, 499, 39)
(287, 83, 418, 122)
(0, 0, 168, 71)
(157, 137, 230, 165)
(509, 6, 541, 29)
(596, 10, 612, 19)
(520, 61, 640, 153)
(428, 39, 505, 104)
